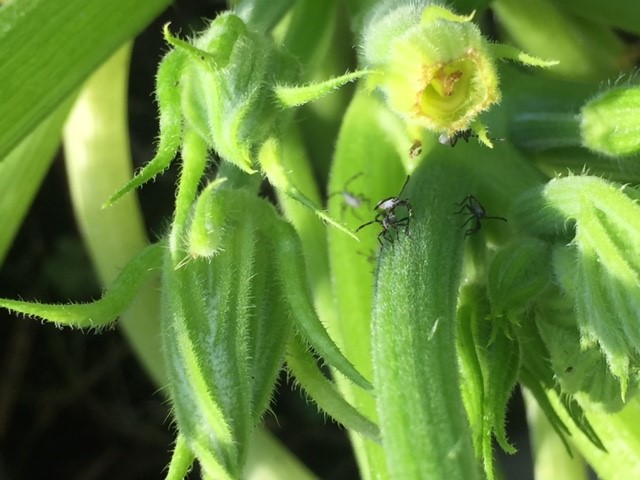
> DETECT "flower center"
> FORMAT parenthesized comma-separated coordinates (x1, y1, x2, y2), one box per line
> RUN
(415, 58, 474, 122)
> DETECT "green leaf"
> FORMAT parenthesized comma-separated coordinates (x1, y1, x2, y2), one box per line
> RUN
(0, 0, 171, 161)
(233, 0, 294, 34)
(559, 0, 640, 35)
(0, 99, 73, 264)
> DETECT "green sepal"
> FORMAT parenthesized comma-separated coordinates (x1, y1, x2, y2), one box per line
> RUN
(483, 322, 521, 455)
(457, 284, 519, 480)
(557, 394, 606, 452)
(186, 178, 229, 258)
(163, 16, 247, 71)
(0, 242, 163, 329)
(165, 434, 196, 480)
(490, 43, 559, 67)
(547, 176, 640, 394)
(271, 216, 371, 390)
(456, 284, 487, 464)
(487, 238, 552, 316)
(515, 176, 640, 398)
(536, 291, 639, 411)
(421, 5, 476, 24)
(470, 119, 494, 148)
(286, 335, 380, 442)
(258, 138, 358, 240)
(104, 49, 185, 206)
(274, 70, 370, 107)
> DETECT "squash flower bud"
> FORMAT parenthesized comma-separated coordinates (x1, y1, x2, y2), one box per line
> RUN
(581, 85, 640, 157)
(361, 2, 555, 146)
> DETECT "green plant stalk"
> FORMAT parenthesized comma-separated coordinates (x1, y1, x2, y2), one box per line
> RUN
(523, 389, 588, 480)
(371, 150, 477, 479)
(0, 98, 73, 264)
(492, 0, 624, 80)
(63, 44, 164, 385)
(0, 0, 171, 161)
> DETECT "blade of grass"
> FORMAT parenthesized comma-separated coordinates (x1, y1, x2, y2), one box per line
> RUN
(0, 0, 171, 161)
(0, 99, 73, 265)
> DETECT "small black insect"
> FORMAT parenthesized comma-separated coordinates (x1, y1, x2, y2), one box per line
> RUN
(455, 195, 507, 236)
(439, 130, 476, 147)
(328, 172, 370, 219)
(356, 176, 413, 246)
(439, 130, 504, 147)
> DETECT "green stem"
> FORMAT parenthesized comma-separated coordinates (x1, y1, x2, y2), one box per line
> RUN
(371, 151, 477, 479)
(165, 434, 196, 480)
